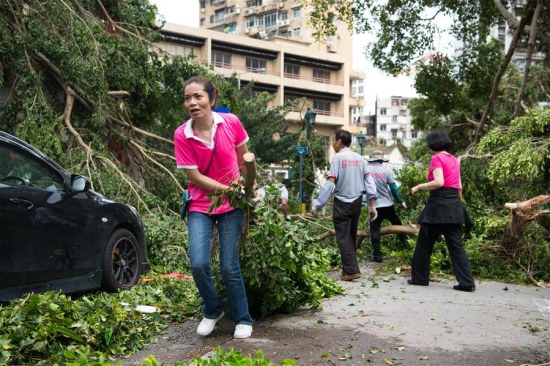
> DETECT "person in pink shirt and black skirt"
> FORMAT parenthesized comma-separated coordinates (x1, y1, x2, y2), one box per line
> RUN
(408, 130, 476, 292)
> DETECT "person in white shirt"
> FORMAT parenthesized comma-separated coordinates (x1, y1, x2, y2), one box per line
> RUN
(279, 179, 292, 221)
(364, 150, 409, 263)
(312, 130, 378, 281)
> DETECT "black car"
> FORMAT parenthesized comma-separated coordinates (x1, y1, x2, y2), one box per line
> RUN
(0, 131, 150, 301)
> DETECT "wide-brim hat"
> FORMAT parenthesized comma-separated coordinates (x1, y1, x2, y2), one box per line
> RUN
(367, 150, 389, 162)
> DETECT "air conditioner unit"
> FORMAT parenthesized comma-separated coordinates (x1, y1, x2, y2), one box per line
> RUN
(400, 105, 407, 111)
(244, 28, 250, 33)
(278, 2, 284, 8)
(234, 8, 241, 14)
(326, 41, 333, 48)
(200, 8, 205, 13)
(259, 30, 267, 39)
(280, 19, 289, 26)
(245, 8, 253, 15)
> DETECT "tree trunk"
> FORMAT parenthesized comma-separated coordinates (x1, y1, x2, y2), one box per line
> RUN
(500, 195, 550, 286)
(501, 195, 550, 249)
(316, 224, 419, 248)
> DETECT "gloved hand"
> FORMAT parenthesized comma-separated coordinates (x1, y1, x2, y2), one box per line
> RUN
(311, 206, 319, 217)
(401, 202, 407, 209)
(248, 195, 262, 206)
(368, 207, 378, 222)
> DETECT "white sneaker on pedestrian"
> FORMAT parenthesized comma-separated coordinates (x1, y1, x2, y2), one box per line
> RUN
(196, 311, 224, 336)
(234, 324, 253, 339)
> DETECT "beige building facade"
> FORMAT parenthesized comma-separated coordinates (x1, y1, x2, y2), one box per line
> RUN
(157, 0, 365, 141)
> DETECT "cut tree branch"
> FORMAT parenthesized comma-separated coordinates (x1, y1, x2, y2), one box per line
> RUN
(242, 152, 257, 199)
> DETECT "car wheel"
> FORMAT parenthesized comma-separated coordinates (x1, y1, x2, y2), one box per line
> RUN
(102, 228, 141, 292)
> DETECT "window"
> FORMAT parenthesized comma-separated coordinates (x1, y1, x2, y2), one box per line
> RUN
(224, 23, 236, 33)
(402, 131, 406, 138)
(380, 124, 386, 131)
(209, 15, 214, 23)
(215, 9, 224, 22)
(247, 16, 264, 27)
(0, 143, 65, 191)
(281, 11, 288, 20)
(292, 27, 300, 36)
(246, 0, 262, 6)
(392, 116, 397, 123)
(313, 69, 330, 83)
(284, 64, 300, 78)
(411, 130, 418, 138)
(211, 51, 232, 68)
(200, 18, 205, 26)
(380, 108, 387, 115)
(245, 58, 267, 72)
(292, 8, 301, 18)
(284, 96, 300, 111)
(264, 12, 277, 27)
(391, 129, 398, 138)
(313, 100, 331, 115)
(167, 44, 194, 57)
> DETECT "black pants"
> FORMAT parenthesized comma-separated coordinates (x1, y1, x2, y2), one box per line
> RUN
(411, 223, 475, 287)
(369, 205, 408, 257)
(333, 196, 362, 275)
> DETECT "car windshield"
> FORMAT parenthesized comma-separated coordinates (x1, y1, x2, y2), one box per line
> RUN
(0, 143, 65, 191)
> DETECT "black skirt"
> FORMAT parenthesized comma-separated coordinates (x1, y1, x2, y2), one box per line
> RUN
(418, 188, 473, 231)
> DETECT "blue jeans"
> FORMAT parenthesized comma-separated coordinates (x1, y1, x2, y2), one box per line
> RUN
(188, 209, 252, 325)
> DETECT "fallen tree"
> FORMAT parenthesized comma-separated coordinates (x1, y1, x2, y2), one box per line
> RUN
(499, 195, 550, 286)
(297, 214, 420, 248)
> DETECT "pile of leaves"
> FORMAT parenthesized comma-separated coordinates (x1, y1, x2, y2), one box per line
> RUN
(0, 279, 199, 365)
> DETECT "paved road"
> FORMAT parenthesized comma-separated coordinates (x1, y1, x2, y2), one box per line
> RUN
(123, 263, 550, 365)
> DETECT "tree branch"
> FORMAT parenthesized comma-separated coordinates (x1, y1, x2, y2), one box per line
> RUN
(474, 13, 530, 143)
(513, 0, 542, 117)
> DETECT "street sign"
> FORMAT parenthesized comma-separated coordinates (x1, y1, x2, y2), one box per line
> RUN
(294, 145, 308, 155)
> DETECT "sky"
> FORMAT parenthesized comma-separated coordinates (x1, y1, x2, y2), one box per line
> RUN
(150, 0, 417, 114)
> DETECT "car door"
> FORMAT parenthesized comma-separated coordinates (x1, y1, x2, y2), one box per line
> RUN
(0, 141, 96, 288)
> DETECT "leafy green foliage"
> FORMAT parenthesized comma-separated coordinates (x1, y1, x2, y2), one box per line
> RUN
(0, 279, 199, 365)
(476, 107, 550, 192)
(237, 189, 342, 318)
(169, 347, 296, 366)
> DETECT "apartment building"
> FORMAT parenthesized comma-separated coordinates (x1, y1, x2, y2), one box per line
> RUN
(374, 96, 422, 148)
(156, 0, 365, 140)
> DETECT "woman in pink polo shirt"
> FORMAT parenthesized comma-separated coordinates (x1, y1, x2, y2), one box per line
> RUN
(174, 76, 253, 339)
(408, 130, 476, 292)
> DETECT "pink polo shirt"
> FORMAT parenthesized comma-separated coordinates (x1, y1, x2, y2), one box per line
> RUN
(174, 112, 249, 214)
(428, 152, 461, 189)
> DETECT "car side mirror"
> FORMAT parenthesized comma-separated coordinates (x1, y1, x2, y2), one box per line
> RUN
(71, 175, 90, 193)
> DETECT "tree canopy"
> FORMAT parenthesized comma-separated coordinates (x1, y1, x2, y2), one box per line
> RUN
(0, 0, 296, 214)
(307, 0, 550, 143)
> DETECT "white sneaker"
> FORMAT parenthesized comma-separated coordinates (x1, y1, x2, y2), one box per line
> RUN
(234, 324, 253, 339)
(196, 311, 224, 336)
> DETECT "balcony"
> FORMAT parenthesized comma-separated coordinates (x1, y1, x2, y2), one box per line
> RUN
(349, 98, 365, 108)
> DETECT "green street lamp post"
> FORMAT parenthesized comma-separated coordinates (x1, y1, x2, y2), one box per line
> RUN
(356, 131, 366, 156)
(305, 107, 317, 139)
